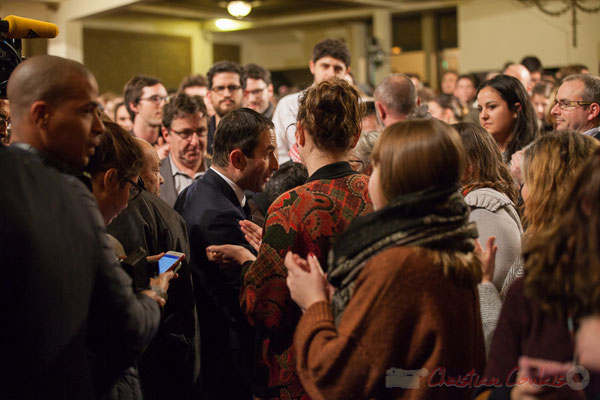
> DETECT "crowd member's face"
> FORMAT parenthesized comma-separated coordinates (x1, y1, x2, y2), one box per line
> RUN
(131, 83, 167, 126)
(183, 86, 216, 117)
(530, 71, 542, 87)
(45, 74, 104, 167)
(428, 100, 445, 121)
(108, 173, 139, 225)
(551, 80, 595, 132)
(455, 78, 476, 105)
(477, 86, 516, 145)
(141, 151, 164, 196)
(115, 103, 133, 132)
(164, 113, 208, 168)
(244, 78, 272, 114)
(368, 165, 386, 210)
(441, 72, 458, 95)
(310, 56, 348, 84)
(209, 72, 243, 118)
(240, 129, 278, 193)
(532, 93, 550, 121)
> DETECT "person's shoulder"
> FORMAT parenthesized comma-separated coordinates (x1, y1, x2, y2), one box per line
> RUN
(465, 187, 513, 211)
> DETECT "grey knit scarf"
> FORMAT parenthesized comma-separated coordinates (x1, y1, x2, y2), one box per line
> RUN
(327, 185, 478, 326)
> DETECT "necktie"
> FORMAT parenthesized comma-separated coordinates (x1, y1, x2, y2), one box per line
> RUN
(243, 202, 253, 221)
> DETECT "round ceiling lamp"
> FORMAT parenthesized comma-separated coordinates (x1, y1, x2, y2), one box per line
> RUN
(227, 1, 252, 18)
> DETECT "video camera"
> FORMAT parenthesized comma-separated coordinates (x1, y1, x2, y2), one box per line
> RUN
(0, 15, 59, 98)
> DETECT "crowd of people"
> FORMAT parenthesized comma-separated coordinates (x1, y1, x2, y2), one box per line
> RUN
(2, 36, 600, 400)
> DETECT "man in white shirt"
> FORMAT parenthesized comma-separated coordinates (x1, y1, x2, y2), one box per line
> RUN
(159, 93, 210, 207)
(272, 38, 351, 163)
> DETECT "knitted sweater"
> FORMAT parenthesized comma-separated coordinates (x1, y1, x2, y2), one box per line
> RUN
(294, 246, 486, 400)
(465, 187, 523, 355)
(240, 162, 372, 400)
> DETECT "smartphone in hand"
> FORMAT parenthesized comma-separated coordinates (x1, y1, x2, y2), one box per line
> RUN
(158, 251, 185, 274)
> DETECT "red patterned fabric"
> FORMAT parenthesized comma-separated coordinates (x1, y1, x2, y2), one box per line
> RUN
(241, 170, 373, 399)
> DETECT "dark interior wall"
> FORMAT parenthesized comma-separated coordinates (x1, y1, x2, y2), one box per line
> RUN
(83, 28, 192, 95)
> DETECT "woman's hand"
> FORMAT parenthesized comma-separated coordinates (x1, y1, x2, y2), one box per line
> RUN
(510, 150, 524, 185)
(475, 236, 497, 284)
(206, 244, 256, 266)
(240, 219, 262, 252)
(284, 252, 329, 312)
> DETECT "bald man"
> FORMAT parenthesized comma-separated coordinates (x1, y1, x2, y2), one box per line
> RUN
(108, 139, 201, 400)
(504, 64, 533, 94)
(373, 73, 420, 127)
(1, 55, 163, 399)
(136, 138, 165, 196)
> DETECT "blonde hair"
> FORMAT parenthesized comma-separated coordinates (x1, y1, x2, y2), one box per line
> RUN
(372, 119, 466, 202)
(523, 131, 599, 237)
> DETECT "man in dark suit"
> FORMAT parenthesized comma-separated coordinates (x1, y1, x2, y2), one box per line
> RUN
(2, 55, 164, 399)
(159, 93, 211, 207)
(175, 108, 278, 399)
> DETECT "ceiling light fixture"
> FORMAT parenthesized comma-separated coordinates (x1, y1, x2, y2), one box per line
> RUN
(227, 1, 252, 19)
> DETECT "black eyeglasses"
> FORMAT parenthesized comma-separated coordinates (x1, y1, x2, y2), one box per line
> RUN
(170, 128, 208, 140)
(244, 87, 267, 96)
(140, 95, 168, 104)
(125, 177, 143, 201)
(211, 85, 242, 94)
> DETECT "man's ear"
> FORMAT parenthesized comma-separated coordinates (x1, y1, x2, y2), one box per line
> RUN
(230, 149, 246, 170)
(309, 60, 316, 75)
(267, 83, 274, 98)
(31, 101, 49, 130)
(296, 122, 306, 147)
(588, 102, 600, 121)
(129, 101, 139, 115)
(103, 168, 120, 193)
(375, 101, 386, 121)
(162, 126, 171, 144)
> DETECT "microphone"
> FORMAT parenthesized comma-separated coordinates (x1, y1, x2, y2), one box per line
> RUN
(0, 15, 59, 39)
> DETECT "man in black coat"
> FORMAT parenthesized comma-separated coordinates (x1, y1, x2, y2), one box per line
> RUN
(1, 55, 165, 399)
(176, 108, 278, 399)
(108, 139, 201, 399)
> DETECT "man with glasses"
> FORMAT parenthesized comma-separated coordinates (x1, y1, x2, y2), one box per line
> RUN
(551, 74, 600, 139)
(124, 75, 168, 145)
(206, 61, 244, 154)
(242, 63, 274, 119)
(159, 93, 210, 207)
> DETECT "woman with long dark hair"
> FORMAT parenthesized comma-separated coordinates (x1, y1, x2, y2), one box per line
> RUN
(477, 74, 538, 164)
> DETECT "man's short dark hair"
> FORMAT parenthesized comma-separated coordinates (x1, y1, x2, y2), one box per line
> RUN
(521, 56, 543, 73)
(242, 63, 272, 86)
(206, 61, 243, 89)
(212, 108, 274, 167)
(178, 74, 208, 93)
(162, 93, 207, 129)
(123, 75, 163, 119)
(312, 38, 351, 68)
(457, 74, 479, 88)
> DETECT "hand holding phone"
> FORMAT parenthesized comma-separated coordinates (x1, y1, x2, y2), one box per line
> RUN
(158, 251, 185, 274)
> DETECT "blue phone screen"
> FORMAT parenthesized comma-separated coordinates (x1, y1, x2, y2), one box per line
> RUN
(158, 254, 180, 274)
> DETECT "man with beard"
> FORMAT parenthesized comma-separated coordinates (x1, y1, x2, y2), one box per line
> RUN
(205, 61, 244, 155)
(158, 93, 210, 207)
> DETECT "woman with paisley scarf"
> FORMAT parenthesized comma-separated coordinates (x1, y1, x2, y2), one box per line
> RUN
(285, 119, 486, 399)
